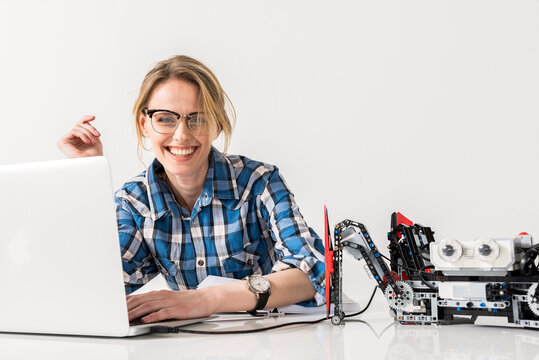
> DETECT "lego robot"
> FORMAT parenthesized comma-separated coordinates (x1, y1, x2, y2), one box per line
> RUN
(325, 208, 539, 329)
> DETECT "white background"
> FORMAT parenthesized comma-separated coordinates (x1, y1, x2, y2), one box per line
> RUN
(1, 0, 538, 299)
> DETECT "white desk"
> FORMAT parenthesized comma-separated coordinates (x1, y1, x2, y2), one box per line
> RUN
(1, 298, 538, 360)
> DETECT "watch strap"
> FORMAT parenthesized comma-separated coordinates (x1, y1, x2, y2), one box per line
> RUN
(247, 291, 270, 316)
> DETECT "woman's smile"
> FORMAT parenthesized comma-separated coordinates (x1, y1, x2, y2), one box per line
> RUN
(165, 145, 199, 158)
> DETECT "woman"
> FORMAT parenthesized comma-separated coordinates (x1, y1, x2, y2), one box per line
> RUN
(58, 55, 325, 323)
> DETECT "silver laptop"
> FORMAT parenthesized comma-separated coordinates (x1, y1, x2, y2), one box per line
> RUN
(0, 156, 207, 337)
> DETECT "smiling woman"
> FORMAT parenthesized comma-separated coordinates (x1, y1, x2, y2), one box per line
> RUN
(137, 78, 217, 211)
(57, 55, 325, 323)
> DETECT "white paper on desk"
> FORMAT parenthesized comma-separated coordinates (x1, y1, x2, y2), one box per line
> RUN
(197, 275, 361, 315)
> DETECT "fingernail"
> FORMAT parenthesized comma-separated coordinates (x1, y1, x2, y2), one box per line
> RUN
(141, 317, 149, 323)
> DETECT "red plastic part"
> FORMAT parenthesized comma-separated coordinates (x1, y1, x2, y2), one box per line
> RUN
(395, 212, 414, 240)
(324, 205, 334, 319)
(396, 212, 414, 226)
(383, 271, 400, 284)
(519, 232, 529, 235)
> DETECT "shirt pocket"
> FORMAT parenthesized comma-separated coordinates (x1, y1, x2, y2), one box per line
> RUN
(156, 257, 179, 277)
(221, 250, 261, 279)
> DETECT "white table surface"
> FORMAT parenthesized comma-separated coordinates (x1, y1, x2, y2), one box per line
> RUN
(1, 298, 538, 360)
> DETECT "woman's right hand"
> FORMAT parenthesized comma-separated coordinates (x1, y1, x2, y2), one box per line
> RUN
(57, 115, 104, 158)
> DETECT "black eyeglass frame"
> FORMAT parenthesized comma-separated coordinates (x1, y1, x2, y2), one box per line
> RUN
(143, 108, 208, 136)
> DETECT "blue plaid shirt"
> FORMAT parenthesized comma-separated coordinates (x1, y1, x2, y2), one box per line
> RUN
(115, 147, 325, 306)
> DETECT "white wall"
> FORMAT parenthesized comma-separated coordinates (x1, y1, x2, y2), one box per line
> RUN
(1, 0, 539, 300)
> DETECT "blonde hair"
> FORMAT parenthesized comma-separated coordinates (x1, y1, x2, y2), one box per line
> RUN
(133, 55, 235, 159)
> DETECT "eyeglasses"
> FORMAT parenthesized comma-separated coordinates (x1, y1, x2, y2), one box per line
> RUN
(143, 108, 209, 136)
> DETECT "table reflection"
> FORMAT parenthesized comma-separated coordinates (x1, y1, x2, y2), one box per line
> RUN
(385, 323, 539, 360)
(0, 315, 344, 360)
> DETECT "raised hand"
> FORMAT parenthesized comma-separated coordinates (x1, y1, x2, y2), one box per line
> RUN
(57, 115, 103, 158)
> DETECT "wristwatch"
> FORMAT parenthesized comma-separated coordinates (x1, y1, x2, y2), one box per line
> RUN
(244, 275, 271, 315)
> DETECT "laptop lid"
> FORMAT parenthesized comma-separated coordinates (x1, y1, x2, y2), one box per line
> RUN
(0, 157, 131, 336)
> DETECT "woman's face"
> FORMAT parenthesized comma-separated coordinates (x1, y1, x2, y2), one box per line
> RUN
(139, 78, 218, 179)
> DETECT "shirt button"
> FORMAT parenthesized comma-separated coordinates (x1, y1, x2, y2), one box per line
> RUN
(247, 259, 253, 266)
(198, 259, 205, 266)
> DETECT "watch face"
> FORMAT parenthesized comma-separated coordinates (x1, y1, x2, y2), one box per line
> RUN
(248, 275, 270, 292)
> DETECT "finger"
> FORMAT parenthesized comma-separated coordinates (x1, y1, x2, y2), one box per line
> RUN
(72, 129, 94, 144)
(74, 129, 95, 144)
(141, 307, 175, 323)
(126, 292, 155, 309)
(128, 299, 173, 321)
(74, 125, 98, 144)
(126, 290, 167, 311)
(78, 115, 96, 127)
(79, 115, 95, 123)
(80, 122, 101, 137)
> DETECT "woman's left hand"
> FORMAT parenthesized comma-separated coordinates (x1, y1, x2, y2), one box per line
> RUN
(126, 289, 215, 323)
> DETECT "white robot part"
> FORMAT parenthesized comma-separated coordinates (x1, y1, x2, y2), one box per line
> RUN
(437, 239, 463, 262)
(430, 238, 516, 276)
(438, 282, 486, 300)
(474, 238, 500, 262)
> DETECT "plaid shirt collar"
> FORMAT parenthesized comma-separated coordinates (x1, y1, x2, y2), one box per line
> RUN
(145, 147, 239, 220)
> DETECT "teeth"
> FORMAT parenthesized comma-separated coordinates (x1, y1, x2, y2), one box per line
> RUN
(168, 147, 196, 157)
